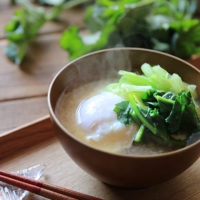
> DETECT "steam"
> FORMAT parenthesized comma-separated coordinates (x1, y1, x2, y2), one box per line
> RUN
(73, 49, 133, 85)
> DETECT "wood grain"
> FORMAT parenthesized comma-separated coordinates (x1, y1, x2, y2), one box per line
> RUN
(0, 0, 11, 11)
(0, 122, 199, 200)
(0, 115, 53, 159)
(0, 96, 49, 134)
(0, 33, 68, 101)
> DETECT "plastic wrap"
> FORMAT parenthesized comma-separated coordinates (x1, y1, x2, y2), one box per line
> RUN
(0, 164, 45, 200)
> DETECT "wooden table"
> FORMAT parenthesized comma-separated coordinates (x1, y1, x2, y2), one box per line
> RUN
(1, 1, 200, 200)
(0, 0, 84, 134)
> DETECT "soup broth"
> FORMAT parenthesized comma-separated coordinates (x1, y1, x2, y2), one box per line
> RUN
(56, 80, 173, 155)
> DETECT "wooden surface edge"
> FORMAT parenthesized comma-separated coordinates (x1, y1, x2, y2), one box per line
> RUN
(0, 115, 55, 160)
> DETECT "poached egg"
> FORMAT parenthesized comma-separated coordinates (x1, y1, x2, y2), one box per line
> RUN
(76, 91, 137, 152)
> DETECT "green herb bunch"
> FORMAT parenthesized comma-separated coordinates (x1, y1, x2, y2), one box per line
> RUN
(60, 0, 200, 60)
(5, 0, 90, 65)
(6, 0, 200, 65)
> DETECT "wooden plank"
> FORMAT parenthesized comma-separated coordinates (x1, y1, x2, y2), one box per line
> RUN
(0, 33, 68, 101)
(0, 96, 49, 134)
(0, 115, 53, 159)
(0, 3, 84, 39)
(0, 0, 12, 9)
(0, 130, 199, 200)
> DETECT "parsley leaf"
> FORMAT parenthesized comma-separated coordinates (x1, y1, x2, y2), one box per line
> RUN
(114, 101, 134, 126)
(60, 0, 200, 60)
(5, 0, 90, 65)
(60, 25, 115, 60)
(5, 2, 52, 65)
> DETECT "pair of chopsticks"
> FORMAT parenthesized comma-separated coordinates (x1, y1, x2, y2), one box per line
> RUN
(0, 170, 102, 200)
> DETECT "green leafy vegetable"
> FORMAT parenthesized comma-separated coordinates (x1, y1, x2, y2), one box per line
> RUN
(181, 92, 200, 132)
(156, 95, 174, 117)
(113, 101, 134, 126)
(134, 125, 145, 142)
(107, 63, 197, 100)
(5, 0, 90, 65)
(60, 0, 200, 60)
(111, 63, 200, 148)
(149, 0, 200, 59)
(165, 96, 184, 133)
(60, 25, 115, 60)
(4, 1, 58, 65)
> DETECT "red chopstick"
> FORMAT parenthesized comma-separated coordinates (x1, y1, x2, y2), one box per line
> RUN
(0, 170, 102, 200)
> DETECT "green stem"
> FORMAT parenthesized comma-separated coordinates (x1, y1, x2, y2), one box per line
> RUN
(129, 94, 157, 134)
(134, 125, 145, 142)
(156, 95, 175, 105)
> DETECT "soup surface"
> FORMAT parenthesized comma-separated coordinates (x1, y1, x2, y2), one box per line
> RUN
(56, 80, 172, 155)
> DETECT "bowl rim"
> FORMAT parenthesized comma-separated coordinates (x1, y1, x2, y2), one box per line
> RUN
(48, 47, 200, 159)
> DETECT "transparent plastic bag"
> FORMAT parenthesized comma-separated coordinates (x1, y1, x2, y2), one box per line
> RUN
(0, 164, 45, 200)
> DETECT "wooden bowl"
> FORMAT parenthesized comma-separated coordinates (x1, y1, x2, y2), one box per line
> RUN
(48, 48, 200, 188)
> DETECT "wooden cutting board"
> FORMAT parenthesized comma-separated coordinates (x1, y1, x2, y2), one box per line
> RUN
(0, 116, 200, 200)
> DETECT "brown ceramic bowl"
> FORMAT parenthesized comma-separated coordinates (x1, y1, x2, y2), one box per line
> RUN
(48, 48, 200, 188)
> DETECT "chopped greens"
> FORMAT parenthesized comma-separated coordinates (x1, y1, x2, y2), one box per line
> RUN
(114, 101, 134, 126)
(108, 63, 200, 148)
(60, 0, 200, 60)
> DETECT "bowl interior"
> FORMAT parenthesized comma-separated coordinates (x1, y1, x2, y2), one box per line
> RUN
(49, 48, 200, 153)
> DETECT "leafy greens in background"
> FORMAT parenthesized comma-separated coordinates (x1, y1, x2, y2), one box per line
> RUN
(60, 0, 200, 60)
(6, 0, 200, 65)
(5, 0, 90, 65)
(5, 2, 51, 65)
